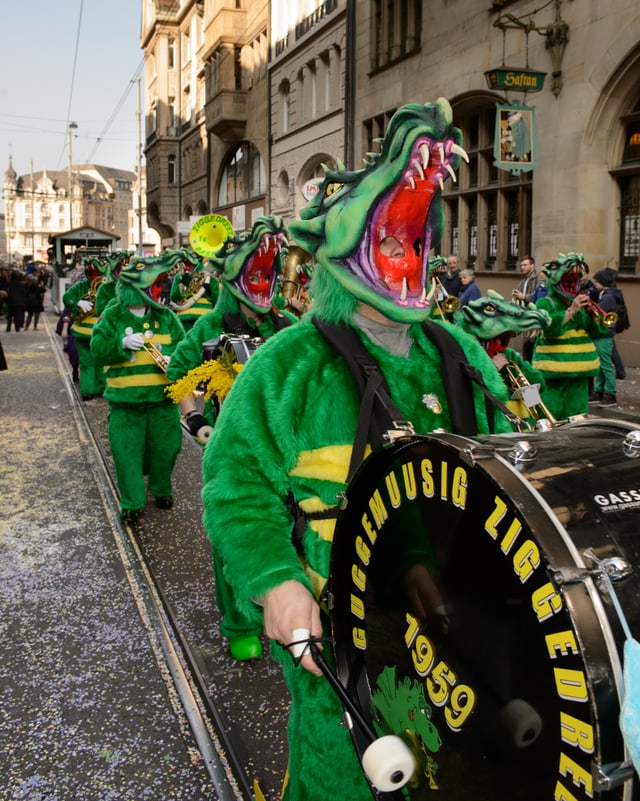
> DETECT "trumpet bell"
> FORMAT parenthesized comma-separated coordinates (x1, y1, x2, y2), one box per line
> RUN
(441, 295, 460, 313)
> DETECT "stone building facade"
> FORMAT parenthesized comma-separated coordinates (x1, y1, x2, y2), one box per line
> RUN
(141, 0, 640, 362)
(3, 161, 137, 263)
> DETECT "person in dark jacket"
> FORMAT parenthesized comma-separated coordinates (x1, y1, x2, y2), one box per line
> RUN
(25, 274, 46, 330)
(6, 271, 28, 332)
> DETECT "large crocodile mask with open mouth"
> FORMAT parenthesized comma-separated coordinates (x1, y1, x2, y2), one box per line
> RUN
(288, 98, 467, 323)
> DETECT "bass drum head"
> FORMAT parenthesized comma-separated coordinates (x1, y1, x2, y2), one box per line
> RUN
(328, 424, 640, 801)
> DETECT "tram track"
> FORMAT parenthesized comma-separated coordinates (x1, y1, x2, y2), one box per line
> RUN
(47, 315, 258, 801)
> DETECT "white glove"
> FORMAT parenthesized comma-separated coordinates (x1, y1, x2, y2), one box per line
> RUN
(122, 333, 145, 351)
(77, 299, 93, 313)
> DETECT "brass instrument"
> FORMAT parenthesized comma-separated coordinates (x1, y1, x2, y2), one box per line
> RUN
(143, 340, 170, 373)
(171, 271, 208, 311)
(429, 276, 460, 316)
(73, 277, 104, 322)
(502, 360, 557, 430)
(580, 294, 618, 328)
(281, 246, 312, 300)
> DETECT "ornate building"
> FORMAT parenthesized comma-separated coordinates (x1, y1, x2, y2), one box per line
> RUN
(2, 160, 137, 263)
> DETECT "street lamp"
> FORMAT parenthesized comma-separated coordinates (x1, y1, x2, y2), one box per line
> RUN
(68, 122, 78, 229)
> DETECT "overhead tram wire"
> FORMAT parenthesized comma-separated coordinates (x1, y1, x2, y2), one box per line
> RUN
(56, 0, 85, 171)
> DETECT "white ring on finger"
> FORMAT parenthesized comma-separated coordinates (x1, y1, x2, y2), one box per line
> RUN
(291, 627, 311, 659)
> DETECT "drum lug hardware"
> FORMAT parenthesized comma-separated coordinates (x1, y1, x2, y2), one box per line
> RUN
(622, 429, 640, 458)
(506, 440, 538, 465)
(583, 549, 633, 582)
(592, 760, 636, 791)
(336, 492, 348, 511)
(550, 566, 590, 585)
(383, 422, 416, 444)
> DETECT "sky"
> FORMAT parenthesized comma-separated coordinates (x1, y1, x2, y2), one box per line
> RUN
(0, 0, 143, 184)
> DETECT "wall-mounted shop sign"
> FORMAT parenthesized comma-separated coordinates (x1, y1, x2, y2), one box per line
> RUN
(493, 101, 538, 175)
(484, 68, 546, 93)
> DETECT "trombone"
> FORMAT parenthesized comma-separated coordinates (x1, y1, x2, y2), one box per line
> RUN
(502, 360, 557, 430)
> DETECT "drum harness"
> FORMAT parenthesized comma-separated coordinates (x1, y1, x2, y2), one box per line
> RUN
(287, 318, 520, 555)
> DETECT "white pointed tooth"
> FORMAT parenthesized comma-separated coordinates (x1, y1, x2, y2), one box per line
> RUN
(439, 177, 445, 192)
(408, 175, 416, 190)
(412, 158, 425, 181)
(419, 143, 430, 170)
(438, 145, 445, 163)
(400, 277, 408, 302)
(451, 143, 470, 163)
(419, 286, 427, 304)
(445, 163, 457, 182)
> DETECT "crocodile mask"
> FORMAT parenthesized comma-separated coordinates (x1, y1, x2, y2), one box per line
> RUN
(116, 252, 177, 309)
(288, 99, 467, 323)
(104, 249, 134, 279)
(209, 215, 289, 314)
(543, 252, 587, 305)
(459, 290, 551, 357)
(169, 246, 203, 276)
(83, 256, 111, 284)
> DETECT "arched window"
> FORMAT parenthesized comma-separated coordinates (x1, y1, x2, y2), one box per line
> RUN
(443, 101, 532, 271)
(217, 142, 265, 206)
(615, 102, 640, 273)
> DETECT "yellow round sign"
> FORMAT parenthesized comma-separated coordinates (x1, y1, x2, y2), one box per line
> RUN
(189, 214, 234, 258)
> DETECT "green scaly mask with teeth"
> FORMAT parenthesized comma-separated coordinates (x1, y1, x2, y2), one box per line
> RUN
(117, 249, 199, 309)
(288, 98, 468, 323)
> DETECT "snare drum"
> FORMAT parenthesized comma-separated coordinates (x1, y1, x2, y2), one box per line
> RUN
(201, 333, 263, 365)
(328, 418, 640, 800)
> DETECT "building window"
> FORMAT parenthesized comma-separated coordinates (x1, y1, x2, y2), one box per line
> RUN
(443, 103, 532, 271)
(168, 37, 175, 69)
(168, 155, 176, 184)
(615, 107, 640, 273)
(280, 80, 290, 133)
(217, 142, 265, 206)
(372, 0, 422, 71)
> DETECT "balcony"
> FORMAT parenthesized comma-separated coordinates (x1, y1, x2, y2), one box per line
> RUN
(201, 8, 246, 61)
(206, 89, 247, 140)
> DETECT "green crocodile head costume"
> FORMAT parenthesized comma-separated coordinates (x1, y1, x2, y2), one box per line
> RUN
(170, 246, 204, 276)
(116, 253, 174, 309)
(83, 255, 112, 284)
(458, 290, 551, 356)
(289, 98, 467, 323)
(543, 252, 587, 305)
(208, 215, 289, 314)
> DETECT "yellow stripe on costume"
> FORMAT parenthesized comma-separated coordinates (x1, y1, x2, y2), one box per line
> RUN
(107, 374, 170, 387)
(533, 358, 600, 373)
(535, 342, 596, 354)
(290, 444, 372, 483)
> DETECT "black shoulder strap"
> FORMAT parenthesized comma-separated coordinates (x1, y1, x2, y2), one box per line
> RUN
(420, 320, 480, 436)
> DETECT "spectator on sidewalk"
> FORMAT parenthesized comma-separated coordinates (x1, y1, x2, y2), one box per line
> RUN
(458, 268, 481, 307)
(440, 254, 462, 297)
(25, 274, 46, 330)
(589, 268, 620, 407)
(5, 270, 27, 332)
(513, 255, 543, 361)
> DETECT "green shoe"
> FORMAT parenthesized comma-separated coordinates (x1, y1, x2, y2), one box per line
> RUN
(229, 634, 263, 661)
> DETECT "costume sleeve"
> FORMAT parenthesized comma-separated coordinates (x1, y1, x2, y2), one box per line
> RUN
(62, 280, 88, 314)
(166, 314, 219, 380)
(90, 306, 131, 365)
(201, 339, 316, 622)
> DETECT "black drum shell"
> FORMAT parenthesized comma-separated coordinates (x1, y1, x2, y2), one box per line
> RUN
(328, 419, 640, 801)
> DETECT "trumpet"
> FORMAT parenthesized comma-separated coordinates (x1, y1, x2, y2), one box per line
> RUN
(502, 360, 557, 430)
(579, 294, 618, 328)
(143, 340, 170, 372)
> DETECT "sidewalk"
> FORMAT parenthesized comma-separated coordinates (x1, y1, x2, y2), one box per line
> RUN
(0, 323, 218, 801)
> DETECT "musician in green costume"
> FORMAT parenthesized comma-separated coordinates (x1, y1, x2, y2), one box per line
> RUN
(201, 99, 513, 801)
(91, 254, 185, 522)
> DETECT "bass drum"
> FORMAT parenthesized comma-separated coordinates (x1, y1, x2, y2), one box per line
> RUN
(328, 418, 640, 801)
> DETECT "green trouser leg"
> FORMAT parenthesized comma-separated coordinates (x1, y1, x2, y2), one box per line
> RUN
(108, 401, 182, 512)
(594, 337, 616, 395)
(75, 337, 106, 395)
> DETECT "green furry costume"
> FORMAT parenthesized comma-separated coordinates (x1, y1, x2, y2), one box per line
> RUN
(63, 257, 111, 398)
(201, 99, 512, 801)
(456, 290, 551, 426)
(168, 247, 220, 331)
(91, 255, 185, 519)
(167, 216, 296, 651)
(531, 253, 607, 419)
